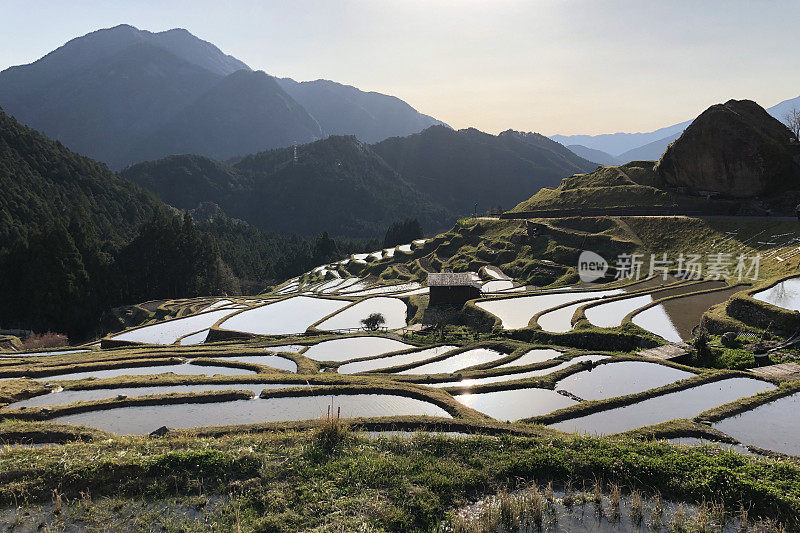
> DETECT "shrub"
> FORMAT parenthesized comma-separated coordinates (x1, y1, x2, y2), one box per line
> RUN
(361, 312, 386, 331)
(22, 331, 68, 350)
(714, 348, 755, 370)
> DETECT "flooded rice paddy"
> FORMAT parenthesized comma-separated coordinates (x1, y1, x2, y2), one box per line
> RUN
(536, 299, 601, 333)
(110, 309, 234, 345)
(556, 361, 694, 400)
(429, 355, 608, 388)
(3, 349, 90, 357)
(631, 285, 745, 342)
(178, 330, 209, 345)
(476, 289, 625, 329)
(316, 297, 407, 330)
(217, 296, 349, 335)
(550, 378, 774, 435)
(752, 276, 800, 311)
(713, 392, 800, 456)
(495, 349, 563, 368)
(51, 393, 451, 434)
(398, 348, 506, 375)
(212, 354, 297, 372)
(9, 383, 305, 409)
(455, 388, 576, 421)
(302, 336, 413, 362)
(585, 295, 653, 328)
(337, 345, 458, 374)
(42, 363, 257, 382)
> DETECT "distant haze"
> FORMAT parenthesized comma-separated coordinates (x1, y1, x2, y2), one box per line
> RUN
(1, 0, 799, 136)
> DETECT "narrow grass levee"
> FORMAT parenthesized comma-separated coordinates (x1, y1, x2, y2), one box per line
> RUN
(0, 390, 255, 421)
(695, 380, 800, 423)
(0, 420, 110, 444)
(523, 370, 755, 426)
(618, 418, 739, 443)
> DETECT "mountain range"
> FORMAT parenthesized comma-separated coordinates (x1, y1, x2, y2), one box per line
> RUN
(554, 95, 800, 164)
(0, 25, 444, 169)
(121, 125, 597, 237)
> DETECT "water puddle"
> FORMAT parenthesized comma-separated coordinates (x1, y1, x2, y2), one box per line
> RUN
(218, 296, 349, 336)
(51, 393, 451, 434)
(667, 437, 755, 457)
(556, 361, 694, 400)
(550, 378, 775, 435)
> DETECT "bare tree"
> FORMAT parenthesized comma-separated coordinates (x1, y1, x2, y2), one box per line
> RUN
(785, 108, 800, 142)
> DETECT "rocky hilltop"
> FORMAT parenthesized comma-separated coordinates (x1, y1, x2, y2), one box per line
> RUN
(656, 99, 800, 198)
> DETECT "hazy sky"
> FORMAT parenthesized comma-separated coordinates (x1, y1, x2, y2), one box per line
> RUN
(1, 0, 798, 135)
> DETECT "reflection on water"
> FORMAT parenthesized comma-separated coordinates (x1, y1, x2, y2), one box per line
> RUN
(111, 310, 234, 345)
(631, 285, 744, 342)
(556, 361, 694, 400)
(753, 277, 800, 311)
(631, 305, 681, 342)
(399, 348, 505, 375)
(550, 378, 775, 435)
(316, 297, 408, 330)
(303, 337, 413, 363)
(338, 345, 458, 374)
(218, 296, 349, 335)
(53, 393, 451, 434)
(495, 349, 563, 368)
(429, 355, 607, 388)
(713, 392, 800, 457)
(43, 363, 257, 381)
(214, 354, 297, 372)
(476, 290, 625, 329)
(454, 387, 576, 421)
(585, 295, 653, 328)
(9, 383, 304, 409)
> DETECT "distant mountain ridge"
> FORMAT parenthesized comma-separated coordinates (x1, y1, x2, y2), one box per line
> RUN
(554, 95, 800, 163)
(277, 78, 444, 143)
(0, 25, 448, 169)
(122, 125, 596, 237)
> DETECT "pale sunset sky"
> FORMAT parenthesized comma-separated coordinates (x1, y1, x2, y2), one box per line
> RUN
(1, 0, 798, 135)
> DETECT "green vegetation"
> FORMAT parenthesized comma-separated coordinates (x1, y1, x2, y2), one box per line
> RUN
(1, 430, 798, 530)
(122, 137, 451, 238)
(383, 218, 423, 248)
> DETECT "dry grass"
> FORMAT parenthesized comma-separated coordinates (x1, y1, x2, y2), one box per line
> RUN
(22, 332, 68, 350)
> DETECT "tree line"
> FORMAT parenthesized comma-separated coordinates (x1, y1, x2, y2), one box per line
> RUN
(0, 210, 382, 341)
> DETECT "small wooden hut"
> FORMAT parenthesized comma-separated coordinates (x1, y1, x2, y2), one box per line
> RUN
(427, 272, 482, 306)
